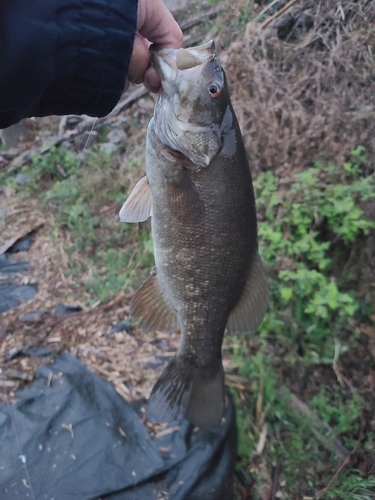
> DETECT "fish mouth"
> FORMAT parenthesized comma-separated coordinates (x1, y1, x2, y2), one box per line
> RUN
(150, 40, 216, 81)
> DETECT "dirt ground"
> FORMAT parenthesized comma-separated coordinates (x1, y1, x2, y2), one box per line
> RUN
(1, 1, 375, 498)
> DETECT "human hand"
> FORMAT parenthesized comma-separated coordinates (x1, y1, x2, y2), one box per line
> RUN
(126, 0, 183, 92)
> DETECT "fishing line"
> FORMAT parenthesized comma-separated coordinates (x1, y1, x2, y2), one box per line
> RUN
(0, 368, 36, 500)
(83, 118, 98, 151)
(73, 117, 97, 173)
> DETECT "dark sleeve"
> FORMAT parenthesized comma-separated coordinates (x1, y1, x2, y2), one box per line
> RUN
(0, 0, 138, 128)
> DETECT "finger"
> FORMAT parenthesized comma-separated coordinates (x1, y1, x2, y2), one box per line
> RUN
(137, 0, 183, 49)
(128, 34, 150, 84)
(143, 65, 161, 93)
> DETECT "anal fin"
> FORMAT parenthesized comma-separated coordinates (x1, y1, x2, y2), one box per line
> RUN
(131, 269, 178, 333)
(227, 253, 268, 335)
(119, 176, 152, 222)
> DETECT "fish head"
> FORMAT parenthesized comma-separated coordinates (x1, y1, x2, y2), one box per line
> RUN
(151, 41, 229, 167)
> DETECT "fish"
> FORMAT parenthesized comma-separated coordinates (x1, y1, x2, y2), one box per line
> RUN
(119, 40, 268, 430)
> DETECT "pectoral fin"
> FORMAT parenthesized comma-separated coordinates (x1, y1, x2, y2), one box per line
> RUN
(227, 253, 268, 335)
(166, 168, 205, 219)
(131, 269, 178, 333)
(119, 176, 152, 223)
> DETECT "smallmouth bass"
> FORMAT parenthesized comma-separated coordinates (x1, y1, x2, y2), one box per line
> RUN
(120, 41, 268, 429)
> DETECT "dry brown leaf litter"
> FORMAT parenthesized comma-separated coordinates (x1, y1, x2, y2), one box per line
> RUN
(0, 0, 374, 419)
(1, 2, 375, 496)
(225, 1, 375, 175)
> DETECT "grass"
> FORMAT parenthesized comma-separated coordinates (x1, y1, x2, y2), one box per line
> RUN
(255, 147, 374, 358)
(229, 147, 375, 498)
(1, 1, 374, 498)
(2, 86, 374, 500)
(1, 141, 154, 306)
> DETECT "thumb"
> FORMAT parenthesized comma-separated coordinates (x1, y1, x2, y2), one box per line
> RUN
(137, 0, 183, 48)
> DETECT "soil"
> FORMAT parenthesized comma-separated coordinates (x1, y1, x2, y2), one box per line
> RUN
(1, 0, 375, 498)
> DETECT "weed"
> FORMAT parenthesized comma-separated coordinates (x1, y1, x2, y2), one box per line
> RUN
(253, 148, 375, 359)
(232, 0, 252, 31)
(30, 146, 80, 182)
(324, 475, 375, 500)
(85, 225, 154, 305)
(310, 387, 362, 441)
(4, 143, 153, 305)
(233, 147, 375, 497)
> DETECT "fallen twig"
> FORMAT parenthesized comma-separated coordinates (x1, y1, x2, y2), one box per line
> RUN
(254, 0, 286, 23)
(256, 424, 268, 455)
(316, 452, 353, 499)
(180, 6, 223, 31)
(5, 86, 150, 173)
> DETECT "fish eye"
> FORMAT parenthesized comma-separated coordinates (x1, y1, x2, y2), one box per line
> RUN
(208, 82, 222, 98)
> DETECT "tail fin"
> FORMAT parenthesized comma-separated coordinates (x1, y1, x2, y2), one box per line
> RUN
(147, 357, 225, 430)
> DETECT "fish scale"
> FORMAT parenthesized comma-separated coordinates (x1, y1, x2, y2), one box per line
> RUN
(119, 40, 268, 429)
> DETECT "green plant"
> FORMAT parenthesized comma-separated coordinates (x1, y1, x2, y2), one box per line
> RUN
(324, 474, 375, 500)
(233, 147, 375, 497)
(310, 387, 362, 439)
(253, 148, 375, 358)
(232, 341, 374, 497)
(84, 227, 154, 304)
(30, 146, 80, 182)
(3, 144, 153, 305)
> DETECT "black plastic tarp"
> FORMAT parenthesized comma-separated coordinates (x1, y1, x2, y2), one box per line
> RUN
(0, 253, 38, 314)
(0, 352, 237, 499)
